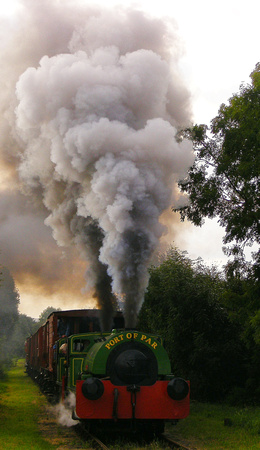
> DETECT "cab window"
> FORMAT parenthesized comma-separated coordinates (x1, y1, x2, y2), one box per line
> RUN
(72, 339, 90, 352)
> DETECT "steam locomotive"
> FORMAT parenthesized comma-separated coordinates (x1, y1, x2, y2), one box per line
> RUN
(25, 309, 189, 433)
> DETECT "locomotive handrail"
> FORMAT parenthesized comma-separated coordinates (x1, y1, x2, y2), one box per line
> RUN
(127, 384, 140, 421)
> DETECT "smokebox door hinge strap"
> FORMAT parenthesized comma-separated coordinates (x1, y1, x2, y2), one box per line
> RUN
(127, 384, 140, 420)
(113, 388, 119, 421)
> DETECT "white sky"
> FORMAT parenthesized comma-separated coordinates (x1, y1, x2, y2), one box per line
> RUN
(1, 0, 259, 315)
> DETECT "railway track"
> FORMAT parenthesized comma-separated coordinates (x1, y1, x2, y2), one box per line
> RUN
(77, 426, 196, 450)
(75, 424, 110, 449)
(161, 432, 197, 449)
(84, 429, 110, 450)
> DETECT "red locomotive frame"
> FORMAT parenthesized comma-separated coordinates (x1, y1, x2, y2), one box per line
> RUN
(76, 379, 189, 420)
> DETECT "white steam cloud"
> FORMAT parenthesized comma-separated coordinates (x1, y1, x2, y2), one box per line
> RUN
(53, 392, 78, 427)
(1, 1, 194, 327)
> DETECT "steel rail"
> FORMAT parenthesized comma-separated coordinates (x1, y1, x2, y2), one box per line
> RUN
(83, 429, 110, 450)
(161, 432, 197, 450)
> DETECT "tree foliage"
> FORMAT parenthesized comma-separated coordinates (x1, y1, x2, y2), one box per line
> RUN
(0, 267, 19, 335)
(0, 267, 19, 377)
(38, 306, 61, 326)
(138, 248, 244, 401)
(138, 247, 260, 403)
(221, 258, 260, 402)
(175, 63, 260, 258)
(7, 314, 38, 358)
(0, 269, 60, 374)
(172, 65, 260, 401)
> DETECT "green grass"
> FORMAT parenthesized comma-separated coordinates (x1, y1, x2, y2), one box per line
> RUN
(1, 362, 260, 449)
(167, 401, 260, 449)
(0, 360, 57, 449)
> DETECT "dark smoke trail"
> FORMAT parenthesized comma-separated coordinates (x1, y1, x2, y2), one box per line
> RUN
(71, 215, 115, 331)
(1, 2, 194, 327)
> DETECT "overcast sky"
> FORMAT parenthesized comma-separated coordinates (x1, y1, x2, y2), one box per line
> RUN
(0, 0, 259, 318)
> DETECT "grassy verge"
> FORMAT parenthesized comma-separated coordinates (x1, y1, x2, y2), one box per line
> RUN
(167, 401, 260, 449)
(1, 362, 260, 449)
(0, 359, 57, 450)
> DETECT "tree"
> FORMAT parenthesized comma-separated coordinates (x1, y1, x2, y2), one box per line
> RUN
(0, 267, 19, 377)
(138, 248, 244, 401)
(0, 267, 19, 336)
(173, 64, 260, 402)
(7, 314, 38, 358)
(38, 306, 61, 326)
(221, 259, 260, 403)
(175, 63, 260, 260)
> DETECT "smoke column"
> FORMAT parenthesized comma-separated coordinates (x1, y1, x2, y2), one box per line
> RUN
(1, 1, 194, 328)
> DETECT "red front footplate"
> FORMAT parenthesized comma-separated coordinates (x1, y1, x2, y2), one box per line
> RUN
(76, 380, 189, 420)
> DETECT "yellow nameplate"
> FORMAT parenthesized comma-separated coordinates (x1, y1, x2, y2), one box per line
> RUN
(105, 332, 158, 350)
